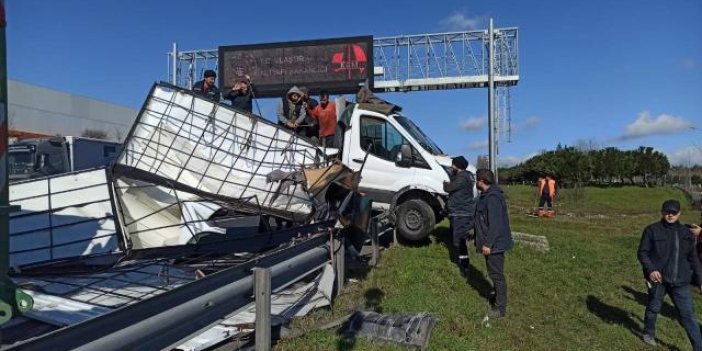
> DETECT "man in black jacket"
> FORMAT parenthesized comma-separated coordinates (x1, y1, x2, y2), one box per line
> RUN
(443, 156, 475, 276)
(224, 75, 253, 113)
(474, 168, 513, 319)
(192, 70, 221, 102)
(637, 199, 702, 349)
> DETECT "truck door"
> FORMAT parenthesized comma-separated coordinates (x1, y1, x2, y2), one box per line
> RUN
(347, 115, 415, 205)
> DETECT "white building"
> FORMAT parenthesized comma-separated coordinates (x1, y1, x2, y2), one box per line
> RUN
(8, 80, 137, 142)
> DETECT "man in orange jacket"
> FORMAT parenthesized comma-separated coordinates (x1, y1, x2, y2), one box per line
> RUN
(537, 174, 556, 217)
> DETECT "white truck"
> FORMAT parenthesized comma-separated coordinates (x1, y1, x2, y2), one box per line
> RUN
(334, 98, 476, 242)
(8, 136, 121, 182)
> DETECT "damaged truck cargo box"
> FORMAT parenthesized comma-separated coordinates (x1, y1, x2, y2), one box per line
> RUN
(110, 83, 352, 250)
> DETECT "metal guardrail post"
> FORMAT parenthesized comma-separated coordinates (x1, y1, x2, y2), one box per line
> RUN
(254, 267, 271, 351)
(370, 217, 379, 267)
(334, 238, 345, 296)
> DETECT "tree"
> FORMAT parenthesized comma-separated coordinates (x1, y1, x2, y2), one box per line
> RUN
(499, 144, 670, 187)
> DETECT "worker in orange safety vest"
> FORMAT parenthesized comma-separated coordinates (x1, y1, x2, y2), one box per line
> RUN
(537, 175, 557, 217)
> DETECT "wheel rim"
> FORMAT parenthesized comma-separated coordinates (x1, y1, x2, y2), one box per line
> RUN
(405, 208, 422, 231)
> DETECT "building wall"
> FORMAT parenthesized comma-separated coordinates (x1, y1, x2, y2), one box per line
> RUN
(7, 80, 138, 142)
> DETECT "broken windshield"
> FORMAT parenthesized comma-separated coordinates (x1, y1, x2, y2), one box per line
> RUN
(393, 115, 444, 156)
(9, 148, 35, 176)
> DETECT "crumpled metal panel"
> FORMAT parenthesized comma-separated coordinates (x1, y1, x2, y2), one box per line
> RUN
(114, 84, 325, 221)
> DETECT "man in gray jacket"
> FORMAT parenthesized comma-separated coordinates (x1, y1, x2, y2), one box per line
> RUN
(474, 168, 514, 319)
(277, 86, 307, 134)
(443, 156, 475, 276)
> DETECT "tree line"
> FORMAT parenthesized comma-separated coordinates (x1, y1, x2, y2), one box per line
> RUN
(498, 145, 671, 187)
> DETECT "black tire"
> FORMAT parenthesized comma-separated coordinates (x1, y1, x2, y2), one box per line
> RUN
(396, 199, 436, 241)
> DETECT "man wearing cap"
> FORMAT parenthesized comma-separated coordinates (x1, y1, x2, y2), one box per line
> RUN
(192, 70, 221, 102)
(637, 199, 702, 349)
(443, 156, 476, 277)
(224, 75, 253, 113)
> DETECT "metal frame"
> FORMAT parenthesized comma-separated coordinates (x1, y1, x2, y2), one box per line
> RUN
(168, 28, 518, 92)
(167, 23, 519, 177)
(6, 233, 331, 351)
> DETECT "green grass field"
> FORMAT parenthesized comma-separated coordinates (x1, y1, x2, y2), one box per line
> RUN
(275, 185, 702, 351)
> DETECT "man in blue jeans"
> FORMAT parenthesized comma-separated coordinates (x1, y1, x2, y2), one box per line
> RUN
(637, 199, 702, 349)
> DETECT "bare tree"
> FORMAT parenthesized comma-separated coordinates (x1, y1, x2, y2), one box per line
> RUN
(476, 155, 489, 169)
(81, 129, 108, 140)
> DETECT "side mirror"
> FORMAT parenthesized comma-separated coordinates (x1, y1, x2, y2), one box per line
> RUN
(395, 144, 412, 167)
(36, 154, 47, 170)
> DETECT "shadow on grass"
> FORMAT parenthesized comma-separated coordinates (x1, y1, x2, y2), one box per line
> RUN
(336, 288, 386, 351)
(585, 295, 681, 351)
(431, 225, 494, 302)
(622, 285, 678, 320)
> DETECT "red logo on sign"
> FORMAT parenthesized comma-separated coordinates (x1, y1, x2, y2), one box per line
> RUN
(331, 44, 367, 79)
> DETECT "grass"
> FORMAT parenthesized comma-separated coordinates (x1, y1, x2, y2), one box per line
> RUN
(274, 185, 702, 351)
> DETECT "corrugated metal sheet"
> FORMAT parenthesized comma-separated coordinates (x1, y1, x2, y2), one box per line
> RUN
(9, 168, 121, 268)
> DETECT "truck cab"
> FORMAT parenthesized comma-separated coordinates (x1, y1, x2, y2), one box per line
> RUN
(9, 137, 71, 181)
(8, 136, 120, 182)
(337, 102, 476, 241)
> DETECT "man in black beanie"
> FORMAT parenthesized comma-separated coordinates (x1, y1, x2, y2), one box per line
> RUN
(192, 69, 221, 102)
(443, 155, 476, 277)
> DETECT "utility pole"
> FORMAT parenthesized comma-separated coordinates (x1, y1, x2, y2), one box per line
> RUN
(171, 42, 178, 86)
(0, 0, 33, 327)
(487, 18, 498, 179)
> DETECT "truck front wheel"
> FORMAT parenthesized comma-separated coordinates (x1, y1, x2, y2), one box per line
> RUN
(396, 199, 436, 241)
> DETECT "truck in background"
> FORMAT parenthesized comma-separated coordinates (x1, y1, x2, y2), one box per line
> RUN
(8, 136, 121, 182)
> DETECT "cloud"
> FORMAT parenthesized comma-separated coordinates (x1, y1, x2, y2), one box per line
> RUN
(459, 117, 486, 131)
(467, 139, 488, 150)
(497, 152, 539, 168)
(616, 111, 693, 140)
(439, 13, 483, 32)
(682, 58, 697, 71)
(522, 116, 540, 128)
(511, 116, 540, 133)
(666, 146, 702, 166)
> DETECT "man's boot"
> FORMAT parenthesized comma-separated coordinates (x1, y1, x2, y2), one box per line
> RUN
(458, 241, 470, 278)
(458, 256, 470, 278)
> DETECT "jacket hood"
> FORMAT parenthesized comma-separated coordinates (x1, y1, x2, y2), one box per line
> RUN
(481, 184, 504, 197)
(286, 86, 304, 99)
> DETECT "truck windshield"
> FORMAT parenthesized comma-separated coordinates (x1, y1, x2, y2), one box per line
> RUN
(9, 148, 35, 176)
(393, 115, 444, 156)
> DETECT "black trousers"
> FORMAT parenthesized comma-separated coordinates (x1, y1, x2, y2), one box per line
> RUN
(486, 253, 507, 314)
(538, 193, 552, 208)
(450, 215, 472, 270)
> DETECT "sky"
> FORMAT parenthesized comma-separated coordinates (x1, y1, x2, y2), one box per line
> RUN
(5, 0, 702, 166)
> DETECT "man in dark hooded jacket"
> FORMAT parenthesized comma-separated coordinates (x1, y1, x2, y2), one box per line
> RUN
(637, 199, 702, 349)
(474, 168, 513, 319)
(443, 155, 475, 276)
(276, 86, 307, 133)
